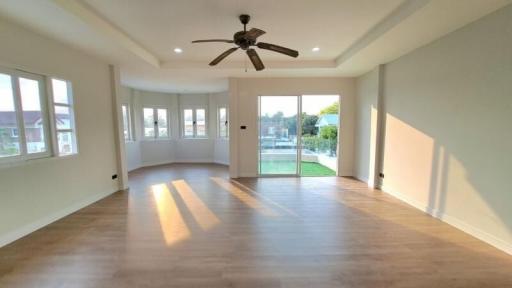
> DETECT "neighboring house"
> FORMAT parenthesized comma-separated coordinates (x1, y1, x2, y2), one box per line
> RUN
(0, 111, 70, 155)
(315, 114, 339, 129)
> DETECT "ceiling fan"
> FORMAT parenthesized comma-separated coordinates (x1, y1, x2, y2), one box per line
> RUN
(191, 14, 299, 71)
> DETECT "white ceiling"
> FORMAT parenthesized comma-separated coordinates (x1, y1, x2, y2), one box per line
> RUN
(83, 0, 403, 61)
(0, 0, 510, 93)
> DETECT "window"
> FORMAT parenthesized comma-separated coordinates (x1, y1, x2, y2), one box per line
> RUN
(51, 78, 77, 156)
(182, 107, 207, 138)
(0, 68, 77, 162)
(143, 107, 168, 139)
(121, 104, 132, 141)
(0, 70, 51, 160)
(218, 106, 228, 138)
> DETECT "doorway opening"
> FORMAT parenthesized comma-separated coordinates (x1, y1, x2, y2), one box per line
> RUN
(258, 95, 340, 176)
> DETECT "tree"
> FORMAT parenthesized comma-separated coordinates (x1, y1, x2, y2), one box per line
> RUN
(319, 102, 339, 115)
(319, 126, 338, 156)
(301, 113, 318, 136)
(284, 115, 296, 137)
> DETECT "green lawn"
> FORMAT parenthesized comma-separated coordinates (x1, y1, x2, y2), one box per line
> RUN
(260, 161, 336, 176)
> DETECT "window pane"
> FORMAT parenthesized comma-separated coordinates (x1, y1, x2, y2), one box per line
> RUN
(219, 108, 227, 138)
(122, 105, 129, 140)
(52, 77, 77, 156)
(57, 131, 75, 155)
(183, 109, 193, 137)
(157, 108, 168, 138)
(54, 105, 72, 130)
(143, 108, 154, 137)
(0, 73, 20, 157)
(52, 79, 69, 104)
(19, 77, 46, 154)
(196, 109, 206, 137)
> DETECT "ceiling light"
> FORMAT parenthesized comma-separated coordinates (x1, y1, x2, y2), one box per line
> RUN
(312, 47, 320, 52)
(174, 47, 183, 54)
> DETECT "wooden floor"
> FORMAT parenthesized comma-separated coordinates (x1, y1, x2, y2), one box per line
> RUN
(0, 164, 511, 287)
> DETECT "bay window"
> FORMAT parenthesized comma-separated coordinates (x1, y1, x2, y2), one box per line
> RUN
(143, 107, 169, 139)
(182, 107, 207, 138)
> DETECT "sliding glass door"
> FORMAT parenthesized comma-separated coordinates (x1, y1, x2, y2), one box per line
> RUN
(259, 95, 340, 177)
(300, 95, 339, 176)
(258, 96, 299, 175)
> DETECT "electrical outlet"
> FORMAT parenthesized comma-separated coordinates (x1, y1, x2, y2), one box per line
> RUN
(112, 174, 118, 180)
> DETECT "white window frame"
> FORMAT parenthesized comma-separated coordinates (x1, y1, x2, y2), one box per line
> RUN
(181, 106, 208, 139)
(48, 78, 78, 157)
(0, 67, 52, 163)
(121, 104, 133, 141)
(142, 106, 169, 140)
(217, 106, 229, 139)
(11, 128, 19, 138)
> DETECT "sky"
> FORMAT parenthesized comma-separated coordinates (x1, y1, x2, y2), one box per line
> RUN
(0, 74, 42, 111)
(0, 75, 68, 112)
(260, 95, 339, 117)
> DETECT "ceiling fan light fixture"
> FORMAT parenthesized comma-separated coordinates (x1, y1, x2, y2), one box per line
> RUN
(191, 14, 299, 71)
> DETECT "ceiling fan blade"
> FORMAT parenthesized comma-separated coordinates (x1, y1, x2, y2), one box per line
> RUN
(246, 49, 265, 71)
(209, 47, 238, 66)
(245, 28, 266, 40)
(192, 39, 234, 43)
(257, 42, 299, 58)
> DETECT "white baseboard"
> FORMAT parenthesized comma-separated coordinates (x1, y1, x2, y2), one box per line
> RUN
(0, 189, 118, 248)
(238, 172, 257, 177)
(353, 174, 369, 184)
(380, 184, 512, 256)
(131, 159, 229, 171)
(173, 158, 214, 163)
(213, 160, 229, 166)
(127, 165, 142, 172)
(140, 159, 175, 168)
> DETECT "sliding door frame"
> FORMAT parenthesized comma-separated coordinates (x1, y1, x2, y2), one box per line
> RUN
(258, 95, 302, 177)
(258, 94, 342, 178)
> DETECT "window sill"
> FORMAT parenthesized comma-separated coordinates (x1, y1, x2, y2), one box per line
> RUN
(0, 154, 78, 170)
(141, 138, 172, 142)
(181, 137, 209, 140)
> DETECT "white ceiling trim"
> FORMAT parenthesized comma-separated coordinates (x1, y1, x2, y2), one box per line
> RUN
(335, 0, 430, 67)
(160, 60, 336, 70)
(51, 0, 160, 68)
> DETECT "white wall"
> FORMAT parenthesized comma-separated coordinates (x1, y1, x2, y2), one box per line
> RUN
(0, 18, 119, 246)
(228, 77, 356, 177)
(354, 68, 380, 185)
(355, 5, 512, 254)
(122, 88, 229, 170)
(120, 86, 142, 171)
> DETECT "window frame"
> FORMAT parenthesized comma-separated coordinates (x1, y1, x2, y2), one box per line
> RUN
(0, 66, 79, 165)
(217, 106, 229, 139)
(142, 106, 170, 140)
(0, 67, 52, 163)
(121, 103, 133, 142)
(48, 77, 78, 157)
(181, 106, 208, 139)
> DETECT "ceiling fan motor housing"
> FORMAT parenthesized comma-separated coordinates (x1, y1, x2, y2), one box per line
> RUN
(234, 31, 255, 50)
